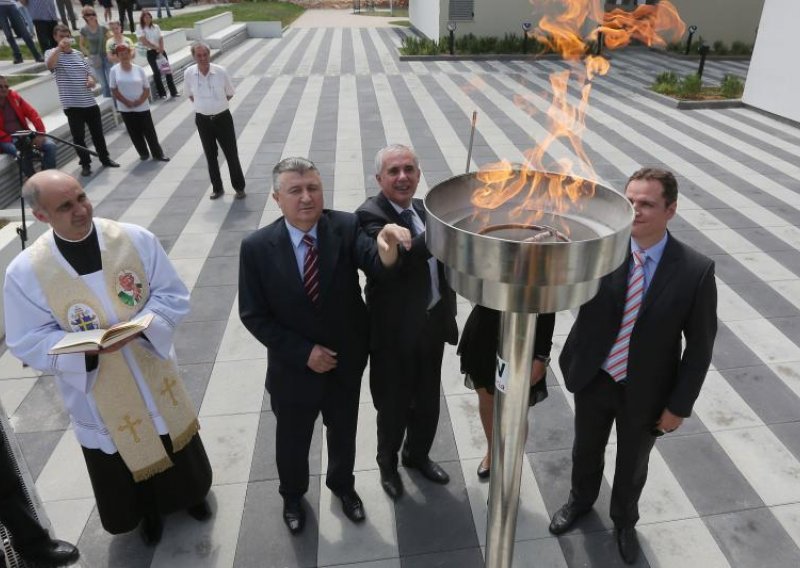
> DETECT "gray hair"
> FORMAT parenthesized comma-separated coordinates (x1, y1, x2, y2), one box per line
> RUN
(21, 177, 43, 210)
(190, 41, 211, 57)
(272, 157, 319, 193)
(374, 144, 419, 175)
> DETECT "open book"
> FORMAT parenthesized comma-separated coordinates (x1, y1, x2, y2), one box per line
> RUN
(49, 313, 154, 355)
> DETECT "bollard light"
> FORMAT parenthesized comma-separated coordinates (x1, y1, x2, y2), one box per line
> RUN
(522, 22, 532, 54)
(447, 21, 457, 56)
(697, 43, 710, 78)
(685, 24, 697, 55)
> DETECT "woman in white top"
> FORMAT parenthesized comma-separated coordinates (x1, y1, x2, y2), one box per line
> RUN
(109, 43, 170, 162)
(136, 9, 177, 99)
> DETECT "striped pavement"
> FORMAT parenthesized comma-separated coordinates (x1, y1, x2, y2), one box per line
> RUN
(1, 23, 799, 568)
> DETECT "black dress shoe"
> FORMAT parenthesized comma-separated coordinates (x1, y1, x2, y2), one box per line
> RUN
(18, 538, 80, 567)
(402, 455, 450, 484)
(616, 527, 640, 565)
(154, 156, 171, 162)
(187, 499, 212, 521)
(139, 513, 163, 546)
(379, 467, 404, 500)
(234, 190, 246, 199)
(477, 457, 490, 479)
(548, 499, 590, 535)
(283, 499, 305, 534)
(80, 164, 91, 177)
(209, 191, 224, 200)
(336, 489, 366, 523)
(101, 159, 120, 168)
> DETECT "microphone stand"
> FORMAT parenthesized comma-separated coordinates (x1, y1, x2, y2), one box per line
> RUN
(11, 130, 99, 250)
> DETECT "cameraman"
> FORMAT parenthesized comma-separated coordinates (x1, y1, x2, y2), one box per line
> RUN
(0, 75, 57, 178)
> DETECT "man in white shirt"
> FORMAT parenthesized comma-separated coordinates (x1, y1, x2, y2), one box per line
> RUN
(184, 41, 246, 200)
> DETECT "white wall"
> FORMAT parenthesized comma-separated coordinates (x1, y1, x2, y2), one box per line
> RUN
(742, 0, 800, 123)
(409, 0, 441, 40)
(670, 0, 764, 45)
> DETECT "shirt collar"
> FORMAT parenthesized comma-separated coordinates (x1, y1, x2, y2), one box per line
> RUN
(285, 220, 318, 248)
(631, 232, 668, 264)
(388, 199, 414, 216)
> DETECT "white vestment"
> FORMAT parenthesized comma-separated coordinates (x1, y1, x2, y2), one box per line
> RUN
(3, 220, 190, 454)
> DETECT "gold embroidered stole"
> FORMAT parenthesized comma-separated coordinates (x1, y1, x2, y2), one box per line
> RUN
(29, 219, 198, 482)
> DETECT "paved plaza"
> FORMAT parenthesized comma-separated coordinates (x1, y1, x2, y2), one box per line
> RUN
(2, 13, 800, 568)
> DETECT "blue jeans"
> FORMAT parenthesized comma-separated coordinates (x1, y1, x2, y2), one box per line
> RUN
(0, 5, 41, 61)
(1, 139, 57, 178)
(156, 0, 172, 18)
(90, 55, 112, 98)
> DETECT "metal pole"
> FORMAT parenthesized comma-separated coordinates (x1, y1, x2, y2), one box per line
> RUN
(465, 111, 477, 173)
(485, 311, 538, 567)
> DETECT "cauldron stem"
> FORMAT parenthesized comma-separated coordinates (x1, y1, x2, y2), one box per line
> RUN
(486, 311, 538, 567)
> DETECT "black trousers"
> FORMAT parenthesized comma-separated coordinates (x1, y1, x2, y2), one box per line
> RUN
(372, 301, 447, 471)
(0, 431, 49, 554)
(117, 0, 135, 33)
(270, 381, 360, 500)
(569, 370, 658, 528)
(64, 105, 110, 166)
(146, 49, 178, 98)
(194, 110, 245, 194)
(33, 19, 57, 52)
(82, 434, 212, 534)
(120, 110, 164, 159)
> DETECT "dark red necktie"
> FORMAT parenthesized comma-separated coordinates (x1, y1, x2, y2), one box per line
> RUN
(302, 234, 320, 306)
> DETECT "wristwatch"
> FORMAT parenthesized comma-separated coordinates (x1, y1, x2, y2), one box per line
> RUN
(534, 354, 551, 366)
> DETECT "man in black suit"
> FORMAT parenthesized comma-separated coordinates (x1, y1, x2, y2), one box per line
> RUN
(1, 431, 79, 566)
(238, 157, 410, 534)
(356, 145, 458, 499)
(548, 168, 718, 564)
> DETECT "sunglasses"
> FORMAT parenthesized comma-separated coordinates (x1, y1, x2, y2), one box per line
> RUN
(85, 13, 97, 17)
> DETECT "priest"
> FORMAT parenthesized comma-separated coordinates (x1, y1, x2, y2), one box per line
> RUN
(3, 170, 212, 546)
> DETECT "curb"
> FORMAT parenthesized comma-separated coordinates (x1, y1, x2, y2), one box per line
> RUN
(647, 89, 743, 110)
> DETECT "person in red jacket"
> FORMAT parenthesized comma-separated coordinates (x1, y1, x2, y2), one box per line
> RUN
(0, 75, 57, 178)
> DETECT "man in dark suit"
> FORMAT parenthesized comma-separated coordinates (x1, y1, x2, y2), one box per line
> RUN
(356, 145, 458, 500)
(548, 168, 718, 564)
(1, 430, 79, 566)
(238, 157, 410, 534)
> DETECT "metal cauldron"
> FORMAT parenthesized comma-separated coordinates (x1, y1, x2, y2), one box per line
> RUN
(425, 168, 633, 567)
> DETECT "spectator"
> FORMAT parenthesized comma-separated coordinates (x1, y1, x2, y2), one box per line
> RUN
(0, 74, 57, 177)
(136, 9, 177, 99)
(79, 5, 110, 98)
(105, 19, 133, 65)
(155, 0, 170, 19)
(1, 0, 43, 64)
(46, 24, 120, 176)
(109, 43, 170, 162)
(54, 0, 76, 30)
(20, 0, 58, 52)
(117, 0, 133, 33)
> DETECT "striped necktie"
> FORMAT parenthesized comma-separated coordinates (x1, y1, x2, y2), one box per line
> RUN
(399, 209, 418, 237)
(302, 234, 320, 306)
(604, 250, 646, 382)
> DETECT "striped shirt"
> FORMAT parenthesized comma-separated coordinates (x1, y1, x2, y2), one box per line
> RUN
(45, 48, 97, 109)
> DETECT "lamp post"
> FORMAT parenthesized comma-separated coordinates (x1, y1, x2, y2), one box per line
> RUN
(697, 43, 710, 78)
(447, 21, 457, 56)
(522, 22, 532, 54)
(685, 25, 698, 55)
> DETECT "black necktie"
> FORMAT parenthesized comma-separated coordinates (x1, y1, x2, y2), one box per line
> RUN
(400, 209, 418, 237)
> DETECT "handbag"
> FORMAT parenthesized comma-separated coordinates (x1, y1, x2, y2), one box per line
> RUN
(156, 54, 172, 75)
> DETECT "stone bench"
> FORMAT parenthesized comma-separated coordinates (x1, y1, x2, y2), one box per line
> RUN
(187, 11, 233, 41)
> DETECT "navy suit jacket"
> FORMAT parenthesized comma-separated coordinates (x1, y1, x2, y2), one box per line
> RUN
(238, 210, 386, 405)
(559, 233, 718, 425)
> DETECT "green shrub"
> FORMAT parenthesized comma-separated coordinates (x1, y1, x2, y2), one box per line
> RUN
(655, 71, 679, 85)
(400, 35, 441, 55)
(720, 74, 744, 98)
(679, 74, 702, 98)
(730, 41, 752, 55)
(712, 40, 729, 55)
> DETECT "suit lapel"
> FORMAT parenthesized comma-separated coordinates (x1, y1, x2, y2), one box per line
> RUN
(413, 199, 426, 225)
(316, 214, 340, 308)
(639, 235, 680, 317)
(376, 193, 403, 223)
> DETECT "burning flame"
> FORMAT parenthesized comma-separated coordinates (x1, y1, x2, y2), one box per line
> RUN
(471, 0, 685, 226)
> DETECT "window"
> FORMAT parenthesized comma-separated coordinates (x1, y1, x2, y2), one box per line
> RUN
(449, 0, 474, 21)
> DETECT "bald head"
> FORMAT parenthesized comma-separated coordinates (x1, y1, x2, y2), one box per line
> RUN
(24, 171, 94, 240)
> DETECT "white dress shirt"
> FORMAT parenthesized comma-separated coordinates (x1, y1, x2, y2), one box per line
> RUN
(184, 62, 235, 115)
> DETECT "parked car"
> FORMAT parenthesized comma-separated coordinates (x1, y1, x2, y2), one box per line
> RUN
(133, 0, 187, 10)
